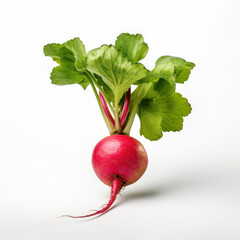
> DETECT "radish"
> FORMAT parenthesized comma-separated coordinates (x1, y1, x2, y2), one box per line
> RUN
(44, 33, 195, 218)
(92, 135, 148, 187)
(63, 135, 148, 218)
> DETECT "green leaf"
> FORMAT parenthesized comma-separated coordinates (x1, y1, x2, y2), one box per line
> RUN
(43, 43, 62, 63)
(63, 38, 86, 71)
(157, 92, 192, 131)
(43, 38, 86, 70)
(151, 61, 175, 86)
(141, 77, 176, 99)
(138, 92, 191, 141)
(87, 45, 147, 104)
(44, 38, 89, 89)
(59, 46, 75, 63)
(138, 99, 163, 140)
(138, 55, 195, 97)
(115, 33, 149, 63)
(135, 59, 176, 96)
(50, 62, 89, 89)
(156, 56, 195, 83)
(153, 78, 175, 96)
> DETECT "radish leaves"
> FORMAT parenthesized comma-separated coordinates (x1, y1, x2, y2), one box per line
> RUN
(43, 38, 89, 88)
(87, 45, 147, 105)
(44, 33, 195, 139)
(138, 92, 192, 141)
(115, 33, 149, 63)
(155, 56, 195, 83)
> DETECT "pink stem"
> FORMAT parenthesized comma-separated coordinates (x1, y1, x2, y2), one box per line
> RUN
(99, 91, 115, 126)
(120, 88, 131, 128)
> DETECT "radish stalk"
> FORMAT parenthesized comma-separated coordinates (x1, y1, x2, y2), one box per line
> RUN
(90, 75, 115, 115)
(86, 72, 115, 134)
(114, 98, 122, 133)
(120, 88, 131, 128)
(99, 91, 115, 126)
(123, 83, 152, 135)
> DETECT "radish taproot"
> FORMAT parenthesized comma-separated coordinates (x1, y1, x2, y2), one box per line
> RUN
(44, 33, 195, 218)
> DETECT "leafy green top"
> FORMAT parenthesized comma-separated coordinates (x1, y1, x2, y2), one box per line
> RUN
(44, 33, 195, 140)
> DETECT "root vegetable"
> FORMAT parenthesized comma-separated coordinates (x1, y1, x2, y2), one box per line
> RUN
(44, 33, 195, 218)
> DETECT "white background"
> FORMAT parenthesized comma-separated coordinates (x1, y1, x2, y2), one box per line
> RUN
(1, 0, 240, 239)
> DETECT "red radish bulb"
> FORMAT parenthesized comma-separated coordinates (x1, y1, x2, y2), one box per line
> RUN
(63, 135, 148, 218)
(92, 135, 148, 186)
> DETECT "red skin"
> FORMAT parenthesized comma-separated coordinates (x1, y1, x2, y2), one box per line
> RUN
(62, 135, 148, 218)
(92, 135, 148, 186)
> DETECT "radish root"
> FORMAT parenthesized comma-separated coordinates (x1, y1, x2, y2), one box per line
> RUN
(61, 177, 123, 218)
